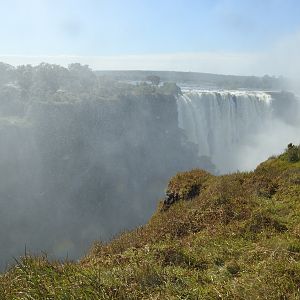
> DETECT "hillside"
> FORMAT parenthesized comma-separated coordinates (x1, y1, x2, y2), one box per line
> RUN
(0, 145, 299, 299)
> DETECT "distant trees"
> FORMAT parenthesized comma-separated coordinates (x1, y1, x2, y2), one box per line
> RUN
(0, 62, 100, 101)
(36, 63, 70, 93)
(0, 62, 14, 85)
(160, 82, 181, 96)
(68, 63, 96, 89)
(146, 75, 160, 86)
(16, 65, 33, 93)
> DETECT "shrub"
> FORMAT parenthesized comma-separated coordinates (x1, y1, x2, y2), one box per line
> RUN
(226, 261, 241, 276)
(163, 169, 212, 209)
(245, 212, 288, 234)
(286, 143, 300, 163)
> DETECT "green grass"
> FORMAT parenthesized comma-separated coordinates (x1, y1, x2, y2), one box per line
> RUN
(1, 146, 300, 299)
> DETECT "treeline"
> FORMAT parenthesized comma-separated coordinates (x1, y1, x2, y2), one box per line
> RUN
(0, 62, 186, 116)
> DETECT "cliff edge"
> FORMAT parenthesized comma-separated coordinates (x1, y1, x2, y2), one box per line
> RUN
(1, 144, 300, 299)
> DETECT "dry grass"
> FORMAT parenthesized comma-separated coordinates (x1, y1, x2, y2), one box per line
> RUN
(1, 146, 300, 299)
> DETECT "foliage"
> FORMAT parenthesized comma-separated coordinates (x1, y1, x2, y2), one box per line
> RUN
(286, 143, 300, 163)
(145, 75, 160, 86)
(159, 82, 182, 96)
(0, 63, 181, 103)
(1, 145, 300, 299)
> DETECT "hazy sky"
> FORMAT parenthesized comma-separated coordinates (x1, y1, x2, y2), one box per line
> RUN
(1, 0, 300, 75)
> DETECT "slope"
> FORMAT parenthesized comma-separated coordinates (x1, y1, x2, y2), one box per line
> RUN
(0, 144, 300, 299)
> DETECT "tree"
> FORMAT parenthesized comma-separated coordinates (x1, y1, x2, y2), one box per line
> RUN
(160, 82, 182, 96)
(16, 64, 33, 92)
(0, 62, 14, 85)
(146, 75, 160, 86)
(286, 143, 300, 162)
(34, 63, 68, 93)
(68, 63, 96, 91)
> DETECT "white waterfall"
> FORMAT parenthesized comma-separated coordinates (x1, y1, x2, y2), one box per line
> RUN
(177, 90, 274, 173)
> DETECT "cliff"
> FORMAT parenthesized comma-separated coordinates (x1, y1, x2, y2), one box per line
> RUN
(1, 145, 300, 299)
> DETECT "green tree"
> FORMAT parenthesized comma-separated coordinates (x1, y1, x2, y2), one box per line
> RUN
(286, 143, 300, 162)
(146, 75, 160, 86)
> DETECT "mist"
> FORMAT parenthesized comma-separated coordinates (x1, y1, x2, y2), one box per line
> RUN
(177, 89, 300, 173)
(0, 63, 202, 269)
(0, 56, 299, 271)
(236, 118, 300, 171)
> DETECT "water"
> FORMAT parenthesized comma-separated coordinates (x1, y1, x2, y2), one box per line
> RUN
(177, 90, 274, 173)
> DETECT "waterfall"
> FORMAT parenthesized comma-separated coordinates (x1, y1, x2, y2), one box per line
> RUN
(177, 90, 274, 173)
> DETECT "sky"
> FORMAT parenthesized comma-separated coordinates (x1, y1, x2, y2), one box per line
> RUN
(0, 0, 300, 76)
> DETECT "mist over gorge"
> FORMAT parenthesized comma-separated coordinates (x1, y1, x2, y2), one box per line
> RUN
(0, 63, 200, 268)
(0, 62, 299, 269)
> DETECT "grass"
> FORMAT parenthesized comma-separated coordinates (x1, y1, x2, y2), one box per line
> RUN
(1, 145, 300, 299)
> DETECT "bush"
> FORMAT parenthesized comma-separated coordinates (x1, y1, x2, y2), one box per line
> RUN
(160, 82, 182, 96)
(286, 143, 300, 163)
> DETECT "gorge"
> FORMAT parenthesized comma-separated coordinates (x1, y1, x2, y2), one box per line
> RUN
(0, 63, 299, 269)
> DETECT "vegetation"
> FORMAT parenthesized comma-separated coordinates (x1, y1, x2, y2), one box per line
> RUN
(1, 145, 300, 299)
(145, 75, 160, 86)
(287, 143, 300, 163)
